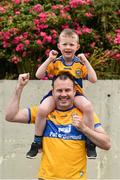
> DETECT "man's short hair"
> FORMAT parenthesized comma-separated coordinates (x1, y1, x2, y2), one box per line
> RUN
(52, 71, 75, 87)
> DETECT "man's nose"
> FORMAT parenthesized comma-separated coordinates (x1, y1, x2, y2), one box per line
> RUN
(61, 91, 67, 96)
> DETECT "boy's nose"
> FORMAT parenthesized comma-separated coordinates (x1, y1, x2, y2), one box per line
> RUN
(66, 45, 70, 48)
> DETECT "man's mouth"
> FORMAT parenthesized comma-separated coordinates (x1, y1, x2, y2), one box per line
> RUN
(59, 97, 69, 103)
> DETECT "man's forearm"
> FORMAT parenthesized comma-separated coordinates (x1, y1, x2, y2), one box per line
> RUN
(5, 85, 23, 121)
(82, 126, 111, 150)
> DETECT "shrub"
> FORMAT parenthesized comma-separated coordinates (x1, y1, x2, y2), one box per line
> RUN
(0, 0, 120, 79)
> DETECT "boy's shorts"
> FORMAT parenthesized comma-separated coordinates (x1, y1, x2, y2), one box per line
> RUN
(40, 90, 84, 104)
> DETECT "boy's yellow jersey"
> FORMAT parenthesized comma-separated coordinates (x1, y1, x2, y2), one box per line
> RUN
(28, 106, 101, 180)
(46, 56, 88, 94)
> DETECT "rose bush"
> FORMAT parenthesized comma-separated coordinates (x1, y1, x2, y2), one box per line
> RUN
(0, 0, 120, 79)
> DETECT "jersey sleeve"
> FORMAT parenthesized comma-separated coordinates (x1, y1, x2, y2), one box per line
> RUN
(46, 62, 55, 75)
(93, 113, 102, 128)
(27, 106, 38, 124)
(81, 64, 88, 79)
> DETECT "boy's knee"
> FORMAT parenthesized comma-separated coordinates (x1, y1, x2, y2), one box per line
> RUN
(37, 106, 48, 117)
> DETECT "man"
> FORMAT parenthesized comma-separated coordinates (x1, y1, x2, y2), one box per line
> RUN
(5, 72, 111, 180)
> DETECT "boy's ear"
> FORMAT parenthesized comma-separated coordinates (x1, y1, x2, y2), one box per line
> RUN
(77, 44, 80, 50)
(57, 43, 60, 50)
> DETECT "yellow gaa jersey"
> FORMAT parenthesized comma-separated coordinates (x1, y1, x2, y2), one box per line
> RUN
(46, 56, 88, 94)
(28, 106, 101, 180)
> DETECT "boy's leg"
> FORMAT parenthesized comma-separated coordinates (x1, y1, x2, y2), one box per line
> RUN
(74, 95, 94, 128)
(74, 95, 97, 158)
(26, 96, 55, 158)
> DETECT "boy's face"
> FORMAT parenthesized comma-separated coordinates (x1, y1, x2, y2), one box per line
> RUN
(57, 35, 80, 61)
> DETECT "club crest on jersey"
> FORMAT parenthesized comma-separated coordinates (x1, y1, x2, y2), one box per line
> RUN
(75, 69, 81, 77)
(50, 115, 56, 119)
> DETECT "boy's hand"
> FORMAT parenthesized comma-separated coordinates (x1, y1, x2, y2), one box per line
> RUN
(72, 115, 86, 132)
(77, 53, 88, 64)
(18, 73, 30, 87)
(49, 50, 58, 62)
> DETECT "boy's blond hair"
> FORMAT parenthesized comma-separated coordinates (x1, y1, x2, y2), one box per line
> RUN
(59, 28, 79, 43)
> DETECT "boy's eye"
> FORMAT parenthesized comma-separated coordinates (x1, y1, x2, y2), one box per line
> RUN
(70, 44, 74, 46)
(62, 43, 75, 46)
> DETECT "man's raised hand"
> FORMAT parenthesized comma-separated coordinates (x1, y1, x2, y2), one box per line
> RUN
(18, 73, 30, 87)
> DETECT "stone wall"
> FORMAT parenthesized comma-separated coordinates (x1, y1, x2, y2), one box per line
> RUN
(0, 80, 120, 179)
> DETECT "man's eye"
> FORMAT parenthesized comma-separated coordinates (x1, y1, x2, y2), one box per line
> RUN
(66, 89, 71, 92)
(57, 90, 62, 93)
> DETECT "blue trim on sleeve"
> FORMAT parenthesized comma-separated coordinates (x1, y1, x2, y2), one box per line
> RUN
(94, 123, 102, 128)
(27, 108, 31, 124)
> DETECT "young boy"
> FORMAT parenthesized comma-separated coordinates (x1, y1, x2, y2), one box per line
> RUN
(26, 28, 97, 159)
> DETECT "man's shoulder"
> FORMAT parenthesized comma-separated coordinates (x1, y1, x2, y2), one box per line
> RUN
(29, 106, 39, 115)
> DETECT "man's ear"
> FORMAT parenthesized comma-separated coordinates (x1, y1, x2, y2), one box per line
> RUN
(52, 89, 54, 96)
(73, 88, 76, 97)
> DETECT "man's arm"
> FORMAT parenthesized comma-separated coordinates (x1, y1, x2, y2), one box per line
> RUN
(83, 125, 111, 150)
(5, 73, 30, 124)
(72, 115, 111, 150)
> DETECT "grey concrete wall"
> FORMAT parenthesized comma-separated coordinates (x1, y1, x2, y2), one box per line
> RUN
(0, 80, 120, 179)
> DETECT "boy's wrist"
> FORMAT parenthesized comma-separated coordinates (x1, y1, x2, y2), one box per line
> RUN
(47, 57, 53, 62)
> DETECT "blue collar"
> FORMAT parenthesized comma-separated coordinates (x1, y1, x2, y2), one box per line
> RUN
(59, 55, 79, 66)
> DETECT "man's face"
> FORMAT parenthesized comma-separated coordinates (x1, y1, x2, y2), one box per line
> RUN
(57, 35, 80, 61)
(52, 78, 76, 110)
